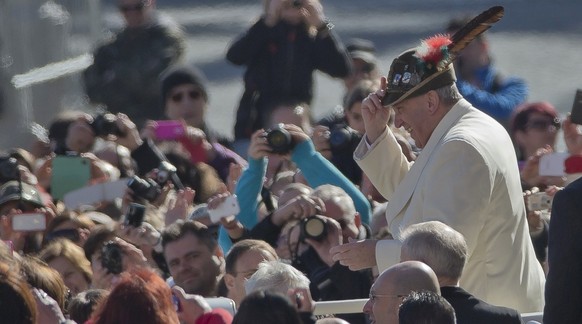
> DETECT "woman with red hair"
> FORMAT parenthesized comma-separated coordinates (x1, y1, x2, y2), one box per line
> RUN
(89, 268, 180, 324)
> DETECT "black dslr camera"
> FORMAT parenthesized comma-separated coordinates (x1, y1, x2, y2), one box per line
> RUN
(90, 113, 124, 137)
(101, 241, 123, 274)
(299, 216, 327, 242)
(329, 124, 362, 153)
(0, 156, 20, 183)
(266, 124, 294, 154)
(127, 175, 162, 203)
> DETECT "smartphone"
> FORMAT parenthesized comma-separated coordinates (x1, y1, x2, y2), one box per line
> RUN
(50, 155, 91, 200)
(125, 203, 146, 227)
(12, 213, 46, 232)
(527, 192, 553, 211)
(63, 179, 129, 210)
(208, 195, 240, 224)
(539, 152, 569, 176)
(155, 120, 185, 140)
(571, 89, 582, 125)
(205, 297, 237, 315)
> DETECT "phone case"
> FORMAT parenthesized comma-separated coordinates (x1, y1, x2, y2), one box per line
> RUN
(208, 195, 240, 223)
(571, 89, 582, 125)
(51, 156, 91, 200)
(155, 120, 185, 140)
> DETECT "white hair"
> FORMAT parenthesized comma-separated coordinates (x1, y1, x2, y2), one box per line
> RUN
(244, 260, 310, 296)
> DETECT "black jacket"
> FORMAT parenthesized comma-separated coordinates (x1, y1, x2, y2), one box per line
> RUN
(226, 18, 351, 139)
(544, 177, 582, 324)
(440, 286, 522, 324)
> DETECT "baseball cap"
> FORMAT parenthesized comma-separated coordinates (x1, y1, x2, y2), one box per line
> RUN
(0, 180, 45, 208)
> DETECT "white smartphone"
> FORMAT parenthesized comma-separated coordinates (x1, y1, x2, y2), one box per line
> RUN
(539, 153, 569, 177)
(205, 297, 237, 315)
(527, 192, 553, 211)
(208, 195, 240, 224)
(12, 213, 46, 232)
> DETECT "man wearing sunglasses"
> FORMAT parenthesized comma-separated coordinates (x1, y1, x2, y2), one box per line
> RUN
(83, 0, 186, 127)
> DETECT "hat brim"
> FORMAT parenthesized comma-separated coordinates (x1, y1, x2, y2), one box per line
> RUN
(382, 66, 456, 107)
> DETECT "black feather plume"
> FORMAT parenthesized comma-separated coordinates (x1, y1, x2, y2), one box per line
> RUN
(448, 6, 505, 57)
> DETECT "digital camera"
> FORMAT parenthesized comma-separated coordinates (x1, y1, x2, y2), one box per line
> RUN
(90, 113, 124, 137)
(101, 241, 123, 275)
(299, 216, 327, 242)
(329, 124, 361, 152)
(266, 124, 293, 154)
(127, 176, 162, 203)
(124, 203, 146, 227)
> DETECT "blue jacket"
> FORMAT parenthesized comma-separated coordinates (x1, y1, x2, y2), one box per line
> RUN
(456, 64, 527, 122)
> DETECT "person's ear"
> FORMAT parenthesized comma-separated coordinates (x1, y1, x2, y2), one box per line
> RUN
(223, 273, 236, 291)
(426, 91, 440, 114)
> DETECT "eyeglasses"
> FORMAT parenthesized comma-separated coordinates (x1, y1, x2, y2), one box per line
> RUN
(368, 292, 407, 301)
(119, 1, 146, 13)
(170, 90, 202, 103)
(526, 118, 561, 131)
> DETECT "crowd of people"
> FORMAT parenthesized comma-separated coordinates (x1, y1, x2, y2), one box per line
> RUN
(1, 0, 581, 323)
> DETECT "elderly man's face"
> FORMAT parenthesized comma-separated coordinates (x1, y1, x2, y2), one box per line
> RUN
(392, 93, 434, 148)
(363, 274, 403, 324)
(118, 0, 152, 28)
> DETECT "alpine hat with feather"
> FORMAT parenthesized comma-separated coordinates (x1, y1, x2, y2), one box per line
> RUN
(381, 6, 505, 107)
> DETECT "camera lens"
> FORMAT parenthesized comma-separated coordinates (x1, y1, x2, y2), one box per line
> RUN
(266, 125, 293, 154)
(293, 0, 302, 8)
(300, 216, 327, 242)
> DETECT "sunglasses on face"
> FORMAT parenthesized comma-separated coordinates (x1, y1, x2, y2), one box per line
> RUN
(526, 118, 561, 131)
(119, 1, 146, 13)
(170, 90, 202, 103)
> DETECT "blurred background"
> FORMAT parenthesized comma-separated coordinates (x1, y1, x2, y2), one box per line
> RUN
(1, 0, 581, 149)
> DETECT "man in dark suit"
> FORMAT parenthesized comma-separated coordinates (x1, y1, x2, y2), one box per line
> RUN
(399, 221, 522, 324)
(544, 176, 582, 323)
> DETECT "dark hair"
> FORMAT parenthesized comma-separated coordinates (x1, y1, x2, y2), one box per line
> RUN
(161, 220, 217, 251)
(68, 289, 108, 324)
(510, 101, 559, 136)
(90, 269, 179, 324)
(160, 65, 208, 104)
(225, 239, 277, 275)
(232, 290, 303, 324)
(398, 291, 456, 324)
(0, 263, 37, 324)
(343, 80, 378, 112)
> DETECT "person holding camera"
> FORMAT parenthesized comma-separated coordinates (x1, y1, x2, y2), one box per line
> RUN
(217, 121, 371, 253)
(225, 0, 351, 156)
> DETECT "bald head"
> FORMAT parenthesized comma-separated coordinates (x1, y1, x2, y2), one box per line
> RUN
(381, 261, 440, 296)
(364, 261, 440, 324)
